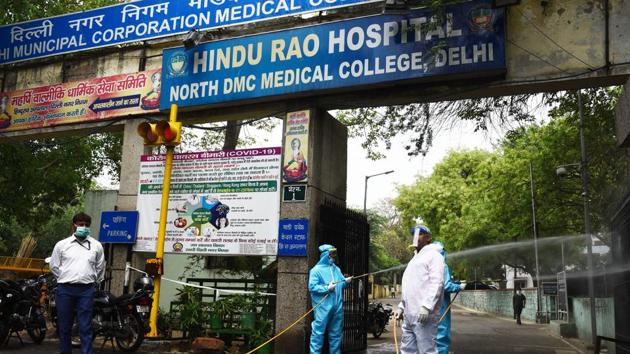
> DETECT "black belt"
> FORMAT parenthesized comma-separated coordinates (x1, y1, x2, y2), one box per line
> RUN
(59, 283, 94, 288)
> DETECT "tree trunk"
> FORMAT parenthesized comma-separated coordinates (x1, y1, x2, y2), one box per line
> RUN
(222, 120, 241, 150)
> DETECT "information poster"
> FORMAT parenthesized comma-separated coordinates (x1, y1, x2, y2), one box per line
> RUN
(0, 69, 161, 132)
(134, 147, 281, 255)
(282, 110, 309, 183)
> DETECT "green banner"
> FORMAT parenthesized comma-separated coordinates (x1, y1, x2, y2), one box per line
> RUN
(139, 180, 278, 194)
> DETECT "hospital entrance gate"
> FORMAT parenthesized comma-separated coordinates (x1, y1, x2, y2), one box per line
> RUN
(317, 201, 370, 353)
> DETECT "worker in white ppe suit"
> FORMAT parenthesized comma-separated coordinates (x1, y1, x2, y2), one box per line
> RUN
(394, 224, 445, 354)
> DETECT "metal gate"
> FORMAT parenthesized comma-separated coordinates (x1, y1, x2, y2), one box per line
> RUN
(318, 200, 369, 353)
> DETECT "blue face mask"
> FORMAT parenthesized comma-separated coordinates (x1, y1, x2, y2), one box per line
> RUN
(75, 226, 90, 238)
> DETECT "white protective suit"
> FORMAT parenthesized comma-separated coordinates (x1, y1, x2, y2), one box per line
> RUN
(398, 242, 445, 354)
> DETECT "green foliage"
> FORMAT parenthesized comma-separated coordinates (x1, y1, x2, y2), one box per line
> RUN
(249, 319, 274, 348)
(392, 88, 623, 280)
(157, 309, 176, 339)
(176, 286, 209, 339)
(0, 136, 122, 256)
(365, 204, 411, 283)
(336, 96, 538, 159)
(0, 0, 120, 25)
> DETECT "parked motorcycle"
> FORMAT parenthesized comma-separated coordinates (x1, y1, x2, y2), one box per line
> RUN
(367, 302, 393, 338)
(0, 275, 48, 345)
(90, 275, 154, 352)
(43, 258, 153, 352)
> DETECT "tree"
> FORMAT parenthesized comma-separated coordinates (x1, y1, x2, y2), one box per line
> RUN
(391, 88, 624, 281)
(336, 96, 540, 159)
(1, 0, 120, 25)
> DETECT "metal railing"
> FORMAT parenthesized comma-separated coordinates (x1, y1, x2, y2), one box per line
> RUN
(595, 335, 630, 354)
(0, 256, 49, 273)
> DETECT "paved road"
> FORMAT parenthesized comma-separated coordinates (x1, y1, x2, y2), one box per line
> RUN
(363, 299, 585, 354)
(4, 300, 585, 354)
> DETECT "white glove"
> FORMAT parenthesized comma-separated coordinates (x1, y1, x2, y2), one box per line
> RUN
(394, 308, 404, 321)
(345, 276, 352, 284)
(417, 306, 430, 325)
(327, 282, 336, 292)
(459, 283, 466, 291)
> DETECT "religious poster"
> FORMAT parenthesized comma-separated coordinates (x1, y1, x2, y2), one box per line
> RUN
(0, 68, 161, 132)
(282, 110, 309, 183)
(134, 147, 281, 256)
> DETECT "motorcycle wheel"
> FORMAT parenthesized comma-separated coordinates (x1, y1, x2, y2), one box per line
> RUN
(114, 313, 144, 352)
(26, 314, 47, 344)
(0, 320, 9, 345)
(372, 321, 385, 338)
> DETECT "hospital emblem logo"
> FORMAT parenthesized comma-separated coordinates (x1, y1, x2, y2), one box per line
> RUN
(468, 6, 494, 32)
(167, 52, 188, 77)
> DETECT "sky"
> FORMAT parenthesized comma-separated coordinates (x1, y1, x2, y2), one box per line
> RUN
(346, 121, 502, 211)
(97, 116, 505, 210)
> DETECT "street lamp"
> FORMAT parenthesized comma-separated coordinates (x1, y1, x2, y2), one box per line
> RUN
(528, 162, 543, 322)
(363, 170, 394, 215)
(554, 90, 597, 347)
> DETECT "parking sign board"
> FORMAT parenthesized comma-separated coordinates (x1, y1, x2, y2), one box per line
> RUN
(99, 211, 139, 244)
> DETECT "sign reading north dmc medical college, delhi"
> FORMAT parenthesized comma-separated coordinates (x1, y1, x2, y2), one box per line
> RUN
(160, 0, 505, 110)
(0, 0, 378, 65)
(134, 147, 281, 256)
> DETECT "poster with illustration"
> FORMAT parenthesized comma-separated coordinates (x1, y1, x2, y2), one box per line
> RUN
(282, 110, 309, 183)
(0, 68, 161, 132)
(134, 147, 281, 255)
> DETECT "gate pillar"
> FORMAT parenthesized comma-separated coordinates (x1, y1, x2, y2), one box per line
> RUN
(110, 119, 151, 294)
(274, 108, 348, 354)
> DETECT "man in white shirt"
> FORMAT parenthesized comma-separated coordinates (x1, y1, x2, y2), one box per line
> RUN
(50, 212, 105, 354)
(394, 225, 445, 354)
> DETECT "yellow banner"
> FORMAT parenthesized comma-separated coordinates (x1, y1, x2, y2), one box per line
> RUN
(0, 68, 161, 132)
(283, 110, 309, 183)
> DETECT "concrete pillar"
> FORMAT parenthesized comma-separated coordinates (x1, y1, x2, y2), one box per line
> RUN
(274, 108, 347, 354)
(110, 119, 151, 294)
(615, 77, 630, 147)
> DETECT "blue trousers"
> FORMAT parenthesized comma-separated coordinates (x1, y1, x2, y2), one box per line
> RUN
(57, 284, 95, 354)
(310, 305, 343, 354)
(436, 310, 451, 354)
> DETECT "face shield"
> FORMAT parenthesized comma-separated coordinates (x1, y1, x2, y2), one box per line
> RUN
(328, 248, 338, 263)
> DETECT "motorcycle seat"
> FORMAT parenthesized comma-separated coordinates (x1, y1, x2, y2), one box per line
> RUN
(0, 279, 24, 296)
(112, 293, 134, 305)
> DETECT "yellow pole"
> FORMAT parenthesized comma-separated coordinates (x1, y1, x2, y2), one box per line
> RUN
(148, 104, 178, 337)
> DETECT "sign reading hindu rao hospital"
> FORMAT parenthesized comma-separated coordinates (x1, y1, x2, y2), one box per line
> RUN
(0, 0, 379, 65)
(160, 0, 505, 110)
(134, 147, 281, 256)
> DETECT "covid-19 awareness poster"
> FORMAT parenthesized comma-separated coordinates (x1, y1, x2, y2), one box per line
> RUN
(134, 147, 281, 255)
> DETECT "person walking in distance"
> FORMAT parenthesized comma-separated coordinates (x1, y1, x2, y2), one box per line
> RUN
(394, 225, 445, 354)
(513, 287, 527, 325)
(50, 212, 105, 354)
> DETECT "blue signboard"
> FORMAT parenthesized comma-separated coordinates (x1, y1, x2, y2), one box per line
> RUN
(160, 0, 505, 110)
(278, 219, 308, 256)
(99, 211, 139, 244)
(0, 0, 378, 65)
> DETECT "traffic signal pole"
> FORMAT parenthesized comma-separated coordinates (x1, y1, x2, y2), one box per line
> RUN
(148, 104, 178, 337)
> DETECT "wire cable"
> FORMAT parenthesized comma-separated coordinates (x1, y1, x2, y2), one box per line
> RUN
(515, 8, 596, 70)
(245, 293, 330, 354)
(437, 291, 460, 324)
(507, 38, 571, 75)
